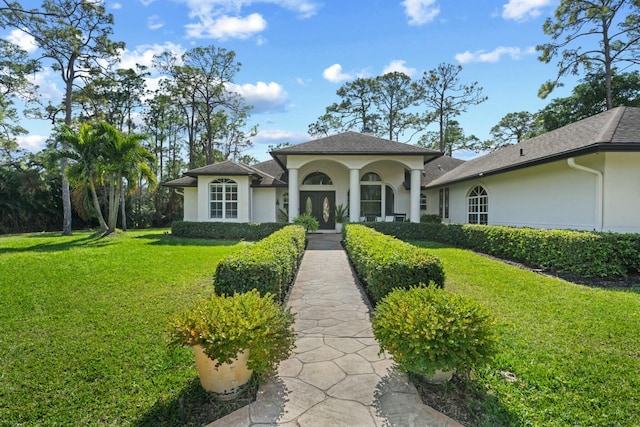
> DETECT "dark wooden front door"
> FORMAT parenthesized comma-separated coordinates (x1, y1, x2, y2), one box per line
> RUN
(300, 191, 335, 230)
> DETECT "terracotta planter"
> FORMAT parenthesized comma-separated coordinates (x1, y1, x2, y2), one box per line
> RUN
(193, 345, 253, 399)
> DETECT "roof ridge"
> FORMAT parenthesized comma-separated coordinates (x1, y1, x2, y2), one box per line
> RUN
(595, 106, 626, 143)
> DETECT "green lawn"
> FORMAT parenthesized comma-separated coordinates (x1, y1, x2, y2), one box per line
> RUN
(412, 241, 640, 426)
(0, 230, 245, 426)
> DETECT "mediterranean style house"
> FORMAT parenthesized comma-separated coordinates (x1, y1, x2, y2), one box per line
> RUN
(164, 106, 640, 233)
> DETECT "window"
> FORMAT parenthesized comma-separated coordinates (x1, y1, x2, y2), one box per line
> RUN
(303, 172, 332, 185)
(420, 193, 427, 211)
(468, 185, 488, 225)
(444, 188, 449, 219)
(209, 178, 238, 219)
(360, 172, 384, 216)
(438, 188, 449, 219)
(282, 192, 289, 211)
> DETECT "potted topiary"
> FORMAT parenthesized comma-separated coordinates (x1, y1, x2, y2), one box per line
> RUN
(372, 283, 496, 383)
(334, 203, 348, 233)
(167, 290, 295, 399)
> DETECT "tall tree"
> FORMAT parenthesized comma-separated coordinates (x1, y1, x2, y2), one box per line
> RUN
(1, 0, 124, 235)
(486, 111, 541, 151)
(537, 0, 640, 108)
(418, 63, 487, 153)
(537, 68, 640, 132)
(417, 120, 480, 156)
(309, 72, 427, 141)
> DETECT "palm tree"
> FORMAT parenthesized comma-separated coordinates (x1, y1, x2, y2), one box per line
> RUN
(56, 123, 109, 232)
(96, 122, 156, 231)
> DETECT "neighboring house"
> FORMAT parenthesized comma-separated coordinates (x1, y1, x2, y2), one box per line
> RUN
(163, 132, 443, 230)
(164, 107, 640, 233)
(425, 106, 640, 233)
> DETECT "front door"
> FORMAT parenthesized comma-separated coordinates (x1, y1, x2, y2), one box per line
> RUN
(300, 191, 335, 230)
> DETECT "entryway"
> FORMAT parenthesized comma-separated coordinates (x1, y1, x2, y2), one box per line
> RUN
(300, 191, 335, 230)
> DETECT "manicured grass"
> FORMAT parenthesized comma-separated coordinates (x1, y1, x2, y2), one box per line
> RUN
(412, 241, 640, 426)
(0, 230, 245, 426)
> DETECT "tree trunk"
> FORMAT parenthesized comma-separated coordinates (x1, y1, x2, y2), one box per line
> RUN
(119, 179, 127, 231)
(89, 179, 108, 231)
(107, 172, 121, 232)
(61, 158, 73, 235)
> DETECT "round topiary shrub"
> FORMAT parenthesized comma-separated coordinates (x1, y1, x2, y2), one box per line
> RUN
(372, 283, 497, 377)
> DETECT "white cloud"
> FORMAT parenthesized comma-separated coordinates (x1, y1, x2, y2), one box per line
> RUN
(17, 134, 48, 153)
(382, 60, 417, 77)
(253, 129, 309, 146)
(110, 2, 122, 10)
(402, 0, 440, 26)
(502, 0, 552, 21)
(322, 64, 352, 83)
(7, 29, 37, 53)
(296, 77, 311, 86)
(178, 0, 319, 39)
(185, 13, 267, 40)
(140, 0, 155, 6)
(230, 81, 289, 113)
(454, 46, 535, 63)
(119, 42, 185, 70)
(27, 69, 63, 101)
(147, 15, 165, 30)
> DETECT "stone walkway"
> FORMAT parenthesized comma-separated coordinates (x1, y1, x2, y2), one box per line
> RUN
(207, 233, 462, 427)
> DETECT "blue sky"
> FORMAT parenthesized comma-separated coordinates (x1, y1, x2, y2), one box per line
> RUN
(8, 0, 589, 161)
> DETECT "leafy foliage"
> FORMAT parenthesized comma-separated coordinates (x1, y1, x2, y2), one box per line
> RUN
(343, 224, 444, 302)
(167, 289, 295, 378)
(373, 284, 496, 376)
(171, 220, 287, 241)
(293, 213, 319, 231)
(365, 222, 640, 278)
(213, 225, 306, 301)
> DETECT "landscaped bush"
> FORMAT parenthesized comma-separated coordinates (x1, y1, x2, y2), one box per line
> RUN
(213, 225, 306, 302)
(171, 220, 287, 241)
(420, 214, 442, 223)
(365, 222, 640, 278)
(372, 284, 496, 376)
(343, 224, 445, 302)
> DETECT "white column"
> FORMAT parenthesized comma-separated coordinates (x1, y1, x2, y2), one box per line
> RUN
(410, 168, 421, 223)
(288, 168, 299, 222)
(349, 168, 360, 222)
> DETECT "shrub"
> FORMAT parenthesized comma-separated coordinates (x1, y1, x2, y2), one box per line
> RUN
(420, 214, 442, 223)
(364, 222, 640, 278)
(213, 225, 306, 302)
(343, 224, 445, 302)
(167, 290, 295, 378)
(293, 213, 319, 232)
(372, 284, 497, 376)
(171, 221, 287, 241)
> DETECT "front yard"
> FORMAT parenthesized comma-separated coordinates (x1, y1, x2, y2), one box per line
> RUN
(412, 241, 640, 426)
(0, 230, 244, 426)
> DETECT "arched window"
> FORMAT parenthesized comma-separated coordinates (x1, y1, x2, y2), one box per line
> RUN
(468, 186, 488, 225)
(209, 178, 238, 219)
(303, 172, 333, 185)
(361, 172, 381, 182)
(360, 172, 394, 217)
(420, 193, 427, 211)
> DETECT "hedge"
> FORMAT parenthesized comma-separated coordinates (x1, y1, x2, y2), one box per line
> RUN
(343, 224, 445, 303)
(213, 225, 306, 302)
(171, 221, 287, 241)
(365, 222, 640, 278)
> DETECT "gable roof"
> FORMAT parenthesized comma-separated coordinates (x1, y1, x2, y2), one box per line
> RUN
(427, 106, 640, 188)
(421, 156, 465, 187)
(271, 131, 442, 168)
(162, 159, 287, 188)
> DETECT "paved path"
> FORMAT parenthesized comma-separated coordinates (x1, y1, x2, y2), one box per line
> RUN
(207, 233, 462, 427)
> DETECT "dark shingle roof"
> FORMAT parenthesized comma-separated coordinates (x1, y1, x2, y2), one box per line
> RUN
(184, 160, 260, 177)
(162, 176, 197, 188)
(252, 160, 288, 186)
(428, 106, 640, 188)
(271, 131, 442, 168)
(422, 156, 465, 186)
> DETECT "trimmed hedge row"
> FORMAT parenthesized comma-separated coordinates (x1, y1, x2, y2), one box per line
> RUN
(171, 221, 287, 241)
(365, 222, 640, 278)
(213, 225, 306, 302)
(343, 224, 445, 302)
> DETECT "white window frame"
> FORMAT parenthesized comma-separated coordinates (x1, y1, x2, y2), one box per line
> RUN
(209, 178, 238, 220)
(468, 185, 488, 225)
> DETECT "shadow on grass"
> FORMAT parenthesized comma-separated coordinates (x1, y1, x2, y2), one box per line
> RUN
(134, 376, 259, 427)
(134, 233, 240, 247)
(0, 232, 112, 254)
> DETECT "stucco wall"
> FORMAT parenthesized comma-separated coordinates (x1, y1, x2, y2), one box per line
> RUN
(183, 187, 198, 221)
(603, 152, 640, 233)
(252, 188, 277, 223)
(439, 154, 605, 230)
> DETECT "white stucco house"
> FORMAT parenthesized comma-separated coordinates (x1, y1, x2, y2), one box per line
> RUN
(164, 106, 640, 233)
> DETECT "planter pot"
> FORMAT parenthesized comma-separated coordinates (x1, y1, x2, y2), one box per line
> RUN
(335, 222, 344, 233)
(423, 369, 454, 384)
(193, 345, 253, 399)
